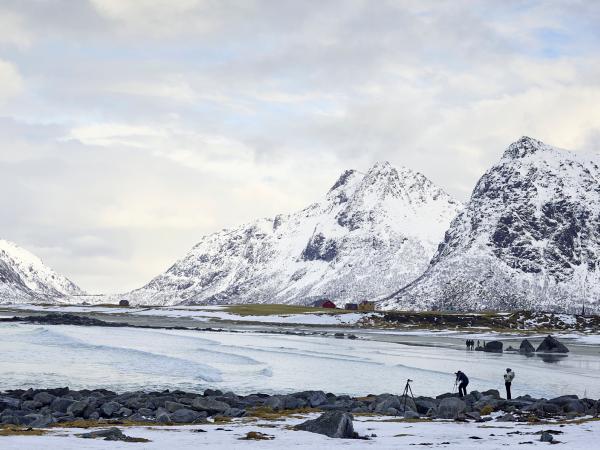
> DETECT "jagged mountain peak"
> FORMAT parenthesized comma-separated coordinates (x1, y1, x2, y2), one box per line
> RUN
(502, 136, 549, 159)
(123, 162, 461, 306)
(382, 137, 600, 313)
(0, 239, 84, 304)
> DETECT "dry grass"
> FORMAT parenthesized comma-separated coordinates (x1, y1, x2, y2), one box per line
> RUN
(222, 304, 352, 316)
(239, 431, 275, 440)
(245, 407, 320, 421)
(379, 417, 433, 423)
(0, 426, 48, 437)
(480, 405, 494, 416)
(51, 419, 156, 429)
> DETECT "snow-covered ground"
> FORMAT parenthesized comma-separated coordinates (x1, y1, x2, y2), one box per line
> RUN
(2, 414, 599, 449)
(2, 323, 599, 398)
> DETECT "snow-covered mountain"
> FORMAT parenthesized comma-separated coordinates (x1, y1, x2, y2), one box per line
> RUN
(0, 239, 85, 303)
(380, 137, 600, 313)
(125, 162, 461, 306)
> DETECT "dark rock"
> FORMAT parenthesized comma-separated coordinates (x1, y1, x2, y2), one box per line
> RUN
(165, 401, 187, 413)
(78, 427, 145, 442)
(481, 389, 501, 399)
(192, 397, 230, 415)
(496, 413, 516, 422)
(415, 398, 437, 415)
(540, 431, 554, 443)
(536, 335, 569, 353)
(100, 401, 121, 418)
(519, 339, 535, 353)
(67, 400, 88, 417)
(13, 313, 128, 328)
(224, 408, 246, 417)
(21, 413, 54, 427)
(297, 391, 328, 407)
(50, 397, 75, 413)
(373, 395, 416, 414)
(116, 407, 133, 417)
(548, 395, 578, 406)
(20, 400, 40, 411)
(296, 411, 356, 439)
(138, 407, 154, 417)
(563, 400, 586, 414)
(170, 408, 206, 423)
(436, 398, 467, 419)
(484, 341, 503, 353)
(156, 412, 171, 423)
(33, 392, 55, 406)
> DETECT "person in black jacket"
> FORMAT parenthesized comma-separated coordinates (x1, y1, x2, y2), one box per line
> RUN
(455, 371, 469, 397)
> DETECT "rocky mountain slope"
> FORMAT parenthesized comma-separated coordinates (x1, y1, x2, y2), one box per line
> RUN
(380, 137, 600, 313)
(125, 162, 461, 306)
(0, 239, 84, 303)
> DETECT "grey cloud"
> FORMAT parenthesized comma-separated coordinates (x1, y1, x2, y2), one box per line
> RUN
(0, 0, 599, 293)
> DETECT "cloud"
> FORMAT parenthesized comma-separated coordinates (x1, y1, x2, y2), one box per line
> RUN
(0, 59, 23, 103)
(0, 0, 599, 293)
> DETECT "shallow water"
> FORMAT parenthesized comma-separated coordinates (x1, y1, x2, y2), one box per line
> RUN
(1, 323, 599, 398)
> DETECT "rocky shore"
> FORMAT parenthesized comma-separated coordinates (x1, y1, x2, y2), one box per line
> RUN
(1, 387, 598, 429)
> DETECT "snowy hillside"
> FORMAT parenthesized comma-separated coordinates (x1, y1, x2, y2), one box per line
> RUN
(0, 239, 84, 303)
(125, 162, 461, 306)
(380, 137, 600, 313)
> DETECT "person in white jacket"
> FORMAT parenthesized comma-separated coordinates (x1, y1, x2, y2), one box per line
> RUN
(504, 368, 515, 399)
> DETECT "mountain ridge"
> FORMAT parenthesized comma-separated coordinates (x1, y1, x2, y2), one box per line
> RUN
(0, 239, 85, 303)
(380, 137, 600, 313)
(123, 161, 462, 306)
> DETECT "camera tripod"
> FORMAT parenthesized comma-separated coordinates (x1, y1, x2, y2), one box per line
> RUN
(401, 379, 415, 413)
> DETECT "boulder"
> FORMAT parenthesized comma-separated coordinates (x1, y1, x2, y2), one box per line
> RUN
(299, 391, 328, 407)
(50, 397, 75, 413)
(165, 401, 187, 413)
(540, 431, 554, 443)
(296, 411, 356, 439)
(100, 401, 121, 418)
(484, 341, 503, 353)
(170, 408, 206, 423)
(436, 398, 466, 419)
(563, 400, 586, 414)
(78, 427, 144, 442)
(192, 397, 230, 415)
(374, 395, 416, 414)
(481, 390, 501, 399)
(548, 395, 578, 407)
(67, 400, 88, 417)
(414, 398, 437, 415)
(33, 392, 55, 406)
(536, 335, 569, 353)
(519, 339, 535, 354)
(22, 413, 54, 428)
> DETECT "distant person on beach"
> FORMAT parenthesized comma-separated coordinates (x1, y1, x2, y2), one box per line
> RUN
(455, 370, 469, 397)
(504, 368, 515, 399)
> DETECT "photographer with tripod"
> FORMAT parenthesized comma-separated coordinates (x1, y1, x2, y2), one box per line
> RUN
(454, 370, 469, 398)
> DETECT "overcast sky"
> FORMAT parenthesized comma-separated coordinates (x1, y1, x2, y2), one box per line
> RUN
(1, 0, 599, 294)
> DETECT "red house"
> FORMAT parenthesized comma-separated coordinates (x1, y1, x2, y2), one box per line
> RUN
(312, 299, 336, 309)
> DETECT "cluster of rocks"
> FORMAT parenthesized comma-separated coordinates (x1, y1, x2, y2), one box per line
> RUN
(479, 335, 569, 354)
(1, 313, 127, 327)
(1, 387, 598, 429)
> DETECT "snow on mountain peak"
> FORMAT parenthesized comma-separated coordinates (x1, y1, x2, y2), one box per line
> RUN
(124, 163, 461, 306)
(0, 239, 84, 304)
(382, 137, 600, 313)
(503, 136, 549, 159)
